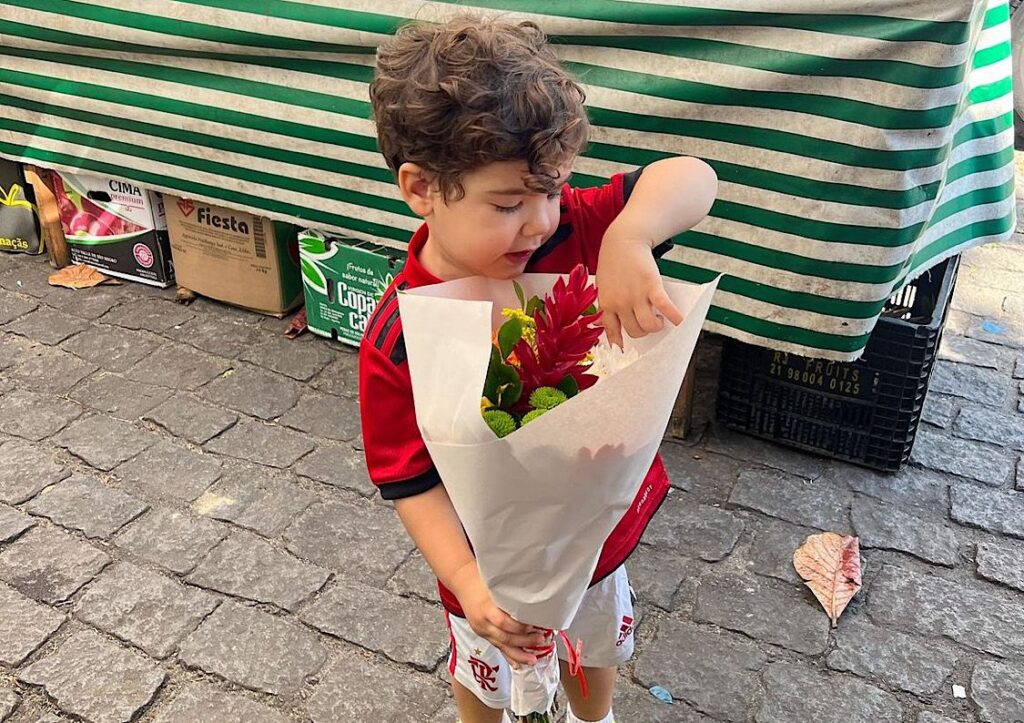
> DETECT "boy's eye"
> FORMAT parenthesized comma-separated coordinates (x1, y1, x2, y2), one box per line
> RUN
(494, 202, 523, 214)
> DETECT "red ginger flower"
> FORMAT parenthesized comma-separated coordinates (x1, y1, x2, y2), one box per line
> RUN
(513, 264, 603, 400)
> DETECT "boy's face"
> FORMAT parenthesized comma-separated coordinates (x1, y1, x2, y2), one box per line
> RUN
(419, 160, 571, 280)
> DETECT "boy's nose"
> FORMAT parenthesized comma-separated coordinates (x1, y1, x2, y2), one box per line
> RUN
(521, 209, 555, 241)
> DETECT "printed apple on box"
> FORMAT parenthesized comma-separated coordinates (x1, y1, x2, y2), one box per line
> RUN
(51, 171, 174, 286)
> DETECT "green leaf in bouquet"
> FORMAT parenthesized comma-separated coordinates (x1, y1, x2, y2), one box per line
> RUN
(526, 295, 545, 319)
(483, 346, 522, 407)
(497, 317, 523, 359)
(583, 303, 597, 316)
(556, 374, 579, 398)
(514, 280, 526, 310)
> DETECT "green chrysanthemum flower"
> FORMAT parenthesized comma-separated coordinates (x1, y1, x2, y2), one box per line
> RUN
(521, 409, 547, 425)
(483, 410, 517, 438)
(529, 387, 567, 410)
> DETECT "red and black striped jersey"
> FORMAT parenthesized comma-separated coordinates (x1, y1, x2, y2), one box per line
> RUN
(358, 168, 673, 616)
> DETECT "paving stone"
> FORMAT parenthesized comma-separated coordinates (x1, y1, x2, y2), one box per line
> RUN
(302, 579, 446, 669)
(187, 531, 329, 611)
(755, 663, 902, 723)
(614, 682, 717, 723)
(695, 571, 830, 655)
(166, 314, 262, 359)
(101, 297, 194, 332)
(735, 517, 815, 585)
(729, 468, 852, 531)
(294, 444, 375, 497)
(1015, 354, 1024, 379)
(198, 365, 301, 420)
(867, 564, 1024, 658)
(8, 346, 96, 395)
(204, 419, 314, 468)
(192, 463, 316, 537)
(851, 497, 959, 566)
(112, 440, 222, 502)
(278, 392, 361, 441)
(240, 335, 334, 381)
(0, 332, 32, 370)
(930, 361, 1010, 407)
(705, 430, 826, 479)
(385, 551, 440, 604)
(284, 499, 413, 585)
(142, 394, 237, 445)
(304, 653, 446, 723)
(921, 393, 958, 428)
(25, 475, 147, 539)
(17, 628, 165, 723)
(150, 681, 289, 723)
(0, 503, 35, 542)
(976, 537, 1024, 592)
(75, 562, 218, 659)
(964, 312, 1024, 350)
(938, 334, 1002, 369)
(47, 288, 123, 320)
(69, 372, 172, 420)
(915, 714, 962, 723)
(178, 601, 326, 695)
(0, 391, 82, 442)
(0, 582, 64, 666)
(60, 325, 161, 373)
(912, 427, 1013, 486)
(826, 617, 955, 695)
(0, 288, 38, 324)
(0, 440, 71, 504)
(971, 659, 1024, 723)
(823, 463, 950, 512)
(309, 352, 359, 398)
(951, 484, 1024, 538)
(659, 444, 747, 500)
(634, 618, 766, 723)
(0, 685, 17, 722)
(52, 414, 156, 471)
(123, 342, 231, 390)
(4, 307, 88, 346)
(954, 405, 1024, 450)
(643, 492, 743, 562)
(114, 508, 228, 575)
(0, 526, 110, 603)
(0, 265, 54, 298)
(628, 543, 702, 610)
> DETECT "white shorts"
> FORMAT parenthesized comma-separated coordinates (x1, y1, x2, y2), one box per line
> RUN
(445, 567, 636, 710)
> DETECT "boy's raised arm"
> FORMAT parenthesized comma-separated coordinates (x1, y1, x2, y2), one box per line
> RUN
(394, 485, 547, 666)
(596, 156, 718, 348)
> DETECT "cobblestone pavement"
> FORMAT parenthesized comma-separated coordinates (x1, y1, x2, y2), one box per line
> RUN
(0, 207, 1023, 723)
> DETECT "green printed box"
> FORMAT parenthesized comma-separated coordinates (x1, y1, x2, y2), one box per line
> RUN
(298, 229, 405, 346)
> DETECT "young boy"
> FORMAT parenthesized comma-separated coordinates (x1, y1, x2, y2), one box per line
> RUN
(360, 15, 717, 723)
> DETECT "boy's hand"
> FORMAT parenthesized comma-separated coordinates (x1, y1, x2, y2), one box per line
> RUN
(450, 561, 548, 668)
(596, 237, 684, 349)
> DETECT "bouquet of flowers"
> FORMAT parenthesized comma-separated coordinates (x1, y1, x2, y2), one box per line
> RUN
(397, 268, 717, 720)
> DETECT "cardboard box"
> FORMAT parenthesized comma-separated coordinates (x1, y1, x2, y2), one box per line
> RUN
(166, 196, 302, 316)
(298, 229, 405, 346)
(0, 160, 43, 255)
(51, 171, 173, 286)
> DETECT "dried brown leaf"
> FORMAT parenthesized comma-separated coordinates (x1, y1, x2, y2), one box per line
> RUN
(284, 308, 308, 339)
(793, 532, 862, 627)
(47, 264, 111, 289)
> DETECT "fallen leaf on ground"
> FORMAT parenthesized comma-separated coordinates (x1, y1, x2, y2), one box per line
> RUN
(284, 308, 308, 339)
(793, 532, 862, 627)
(175, 286, 197, 304)
(48, 264, 113, 289)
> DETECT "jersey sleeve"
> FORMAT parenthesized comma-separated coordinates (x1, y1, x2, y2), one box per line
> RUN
(563, 167, 673, 260)
(358, 337, 441, 500)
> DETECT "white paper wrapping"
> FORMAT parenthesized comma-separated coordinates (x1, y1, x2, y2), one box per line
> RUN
(399, 273, 718, 632)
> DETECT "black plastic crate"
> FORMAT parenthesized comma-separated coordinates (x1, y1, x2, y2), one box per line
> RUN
(717, 255, 960, 472)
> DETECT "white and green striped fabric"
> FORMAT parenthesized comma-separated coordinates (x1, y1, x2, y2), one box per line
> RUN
(0, 0, 1014, 359)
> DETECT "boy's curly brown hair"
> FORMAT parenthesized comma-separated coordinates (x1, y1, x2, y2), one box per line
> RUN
(369, 15, 589, 201)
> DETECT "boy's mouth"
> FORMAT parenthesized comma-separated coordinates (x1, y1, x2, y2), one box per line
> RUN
(504, 249, 535, 264)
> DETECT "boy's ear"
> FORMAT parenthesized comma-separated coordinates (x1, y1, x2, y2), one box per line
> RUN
(397, 163, 435, 217)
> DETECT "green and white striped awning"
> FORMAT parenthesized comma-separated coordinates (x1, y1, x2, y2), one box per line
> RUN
(0, 0, 1014, 359)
